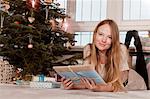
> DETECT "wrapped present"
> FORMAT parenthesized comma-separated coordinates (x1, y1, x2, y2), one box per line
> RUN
(30, 81, 61, 89)
(32, 76, 56, 82)
(0, 60, 14, 83)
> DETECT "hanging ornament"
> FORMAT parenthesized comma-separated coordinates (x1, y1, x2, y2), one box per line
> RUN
(45, 5, 49, 21)
(28, 17, 35, 23)
(26, 0, 40, 11)
(71, 42, 75, 46)
(64, 41, 72, 49)
(0, 44, 4, 47)
(28, 43, 33, 49)
(44, 0, 55, 23)
(20, 46, 24, 49)
(0, 1, 10, 12)
(56, 18, 63, 23)
(14, 21, 21, 29)
(14, 45, 19, 48)
(61, 18, 69, 32)
(56, 18, 63, 28)
(28, 24, 35, 28)
(0, 15, 4, 34)
(49, 19, 56, 30)
(0, 1, 9, 34)
(41, 0, 53, 5)
(14, 68, 23, 81)
(28, 34, 33, 49)
(4, 4, 10, 11)
(45, 0, 53, 4)
(32, 0, 35, 8)
(14, 21, 20, 24)
(45, 0, 53, 3)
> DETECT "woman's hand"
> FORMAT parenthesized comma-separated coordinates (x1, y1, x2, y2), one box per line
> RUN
(61, 77, 74, 90)
(80, 77, 97, 89)
(81, 78, 114, 92)
(61, 77, 88, 89)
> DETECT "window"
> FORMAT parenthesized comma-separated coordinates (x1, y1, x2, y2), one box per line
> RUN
(66, 0, 150, 47)
(68, 0, 107, 46)
(74, 31, 149, 47)
(75, 0, 107, 21)
(120, 31, 149, 47)
(75, 32, 93, 46)
(123, 0, 150, 20)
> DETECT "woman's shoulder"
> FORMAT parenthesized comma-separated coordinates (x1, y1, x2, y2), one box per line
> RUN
(119, 44, 130, 71)
(83, 43, 92, 59)
(84, 43, 92, 50)
(120, 44, 128, 52)
(119, 44, 129, 56)
(120, 44, 127, 49)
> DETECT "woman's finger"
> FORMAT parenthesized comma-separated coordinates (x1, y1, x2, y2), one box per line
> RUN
(88, 78, 96, 86)
(61, 77, 66, 82)
(83, 78, 93, 89)
(65, 80, 73, 87)
(61, 78, 74, 89)
(80, 78, 88, 88)
(63, 79, 72, 84)
(65, 82, 74, 90)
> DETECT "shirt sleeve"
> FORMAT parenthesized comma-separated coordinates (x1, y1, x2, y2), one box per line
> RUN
(119, 44, 130, 71)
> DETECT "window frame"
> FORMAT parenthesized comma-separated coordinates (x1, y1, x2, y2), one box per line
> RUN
(67, 0, 150, 32)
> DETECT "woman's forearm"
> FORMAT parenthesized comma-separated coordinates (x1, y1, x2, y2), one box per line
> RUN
(72, 83, 86, 89)
(92, 84, 114, 92)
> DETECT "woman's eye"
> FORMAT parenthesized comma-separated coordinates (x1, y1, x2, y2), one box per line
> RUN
(98, 32, 103, 35)
(108, 36, 112, 39)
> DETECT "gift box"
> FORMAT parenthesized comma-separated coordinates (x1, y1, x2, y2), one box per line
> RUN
(32, 76, 56, 82)
(0, 60, 14, 83)
(29, 81, 61, 89)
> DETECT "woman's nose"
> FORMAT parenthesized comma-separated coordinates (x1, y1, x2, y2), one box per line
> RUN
(102, 36, 107, 42)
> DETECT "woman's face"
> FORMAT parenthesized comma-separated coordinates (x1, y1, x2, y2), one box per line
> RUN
(95, 24, 112, 52)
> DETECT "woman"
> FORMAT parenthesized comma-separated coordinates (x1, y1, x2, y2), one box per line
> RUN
(61, 19, 146, 92)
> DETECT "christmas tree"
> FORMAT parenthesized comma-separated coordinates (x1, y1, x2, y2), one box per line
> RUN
(0, 0, 76, 76)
